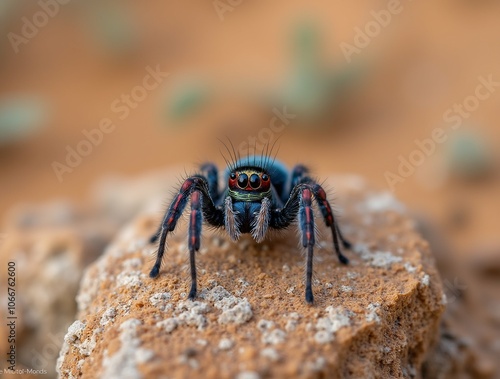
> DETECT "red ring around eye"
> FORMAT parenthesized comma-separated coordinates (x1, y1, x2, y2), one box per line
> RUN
(229, 172, 238, 189)
(260, 173, 270, 190)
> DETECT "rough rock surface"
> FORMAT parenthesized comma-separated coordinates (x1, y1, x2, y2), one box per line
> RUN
(0, 201, 117, 377)
(57, 176, 445, 379)
(0, 169, 179, 377)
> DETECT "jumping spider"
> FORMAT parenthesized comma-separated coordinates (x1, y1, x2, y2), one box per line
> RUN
(149, 155, 351, 304)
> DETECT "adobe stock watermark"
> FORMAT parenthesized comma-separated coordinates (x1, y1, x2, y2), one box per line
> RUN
(443, 277, 468, 304)
(8, 0, 73, 54)
(384, 74, 499, 191)
(31, 330, 65, 373)
(51, 65, 169, 183)
(340, 0, 413, 63)
(213, 0, 244, 21)
(237, 106, 296, 157)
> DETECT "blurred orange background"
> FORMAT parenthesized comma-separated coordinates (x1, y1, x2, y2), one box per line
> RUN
(1, 1, 500, 376)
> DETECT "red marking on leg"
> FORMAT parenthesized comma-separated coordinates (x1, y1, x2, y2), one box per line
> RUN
(191, 191, 200, 204)
(302, 188, 312, 202)
(305, 206, 312, 223)
(323, 201, 333, 225)
(172, 194, 183, 210)
(315, 186, 327, 200)
(181, 179, 193, 192)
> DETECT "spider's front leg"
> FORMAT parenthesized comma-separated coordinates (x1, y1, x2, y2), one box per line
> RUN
(271, 182, 351, 304)
(270, 185, 317, 303)
(149, 175, 223, 300)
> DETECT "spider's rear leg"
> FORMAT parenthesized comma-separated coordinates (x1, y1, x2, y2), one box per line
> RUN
(149, 180, 195, 278)
(311, 183, 351, 265)
(299, 188, 316, 304)
(187, 190, 203, 299)
(200, 162, 219, 201)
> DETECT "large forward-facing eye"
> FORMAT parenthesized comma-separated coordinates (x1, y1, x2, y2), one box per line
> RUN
(237, 173, 248, 188)
(249, 174, 260, 189)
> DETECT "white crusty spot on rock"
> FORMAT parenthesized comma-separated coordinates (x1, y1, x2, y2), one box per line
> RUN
(236, 371, 261, 379)
(102, 318, 154, 379)
(149, 292, 172, 311)
(201, 286, 253, 325)
(361, 192, 405, 213)
(218, 338, 234, 350)
(420, 274, 430, 286)
(61, 320, 101, 358)
(218, 299, 253, 325)
(78, 327, 102, 356)
(355, 244, 403, 268)
(284, 312, 301, 331)
(262, 329, 286, 345)
(175, 301, 210, 329)
(314, 306, 352, 344)
(100, 307, 117, 326)
(260, 347, 280, 362)
(156, 318, 178, 333)
(366, 303, 381, 323)
(404, 262, 417, 273)
(116, 271, 143, 288)
(64, 320, 86, 344)
(341, 285, 353, 293)
(257, 319, 275, 332)
(346, 271, 358, 280)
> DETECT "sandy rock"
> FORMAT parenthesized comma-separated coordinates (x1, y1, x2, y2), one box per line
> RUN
(57, 176, 445, 379)
(0, 202, 117, 377)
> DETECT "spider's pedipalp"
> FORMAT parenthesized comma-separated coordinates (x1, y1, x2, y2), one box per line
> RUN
(224, 196, 241, 241)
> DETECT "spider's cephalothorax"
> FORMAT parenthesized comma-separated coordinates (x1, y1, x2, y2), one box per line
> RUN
(149, 156, 351, 304)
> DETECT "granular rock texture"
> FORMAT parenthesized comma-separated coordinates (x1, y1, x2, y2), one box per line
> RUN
(0, 201, 117, 377)
(57, 176, 445, 379)
(0, 169, 179, 377)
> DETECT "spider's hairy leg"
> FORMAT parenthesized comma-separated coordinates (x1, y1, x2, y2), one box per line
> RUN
(149, 178, 196, 278)
(188, 190, 202, 299)
(149, 176, 223, 280)
(335, 223, 352, 250)
(270, 184, 317, 303)
(200, 162, 219, 201)
(300, 188, 316, 304)
(310, 183, 351, 264)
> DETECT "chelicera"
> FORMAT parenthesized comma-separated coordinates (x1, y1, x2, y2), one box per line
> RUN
(149, 154, 351, 304)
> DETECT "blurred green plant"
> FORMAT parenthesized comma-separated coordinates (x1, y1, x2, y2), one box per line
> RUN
(167, 81, 209, 122)
(163, 20, 363, 126)
(279, 20, 363, 122)
(446, 130, 493, 180)
(79, 1, 138, 56)
(0, 98, 46, 145)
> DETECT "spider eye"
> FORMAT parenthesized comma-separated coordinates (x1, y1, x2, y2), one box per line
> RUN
(262, 174, 269, 181)
(237, 173, 248, 188)
(249, 174, 261, 189)
(230, 172, 236, 180)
